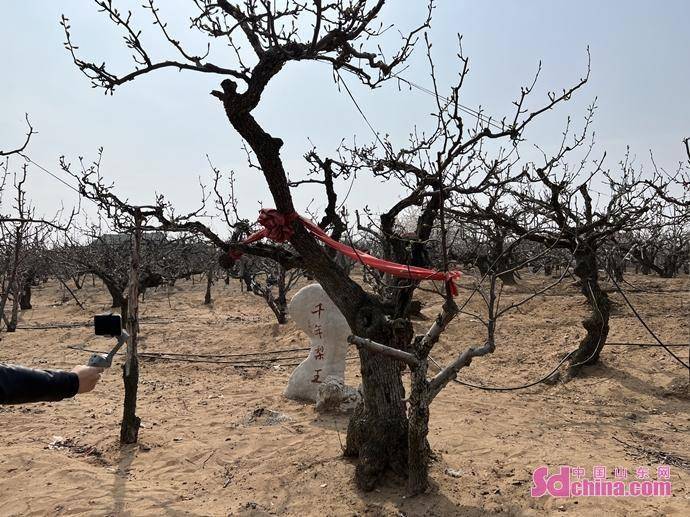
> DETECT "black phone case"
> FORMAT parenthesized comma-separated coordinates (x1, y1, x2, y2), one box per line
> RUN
(94, 314, 122, 336)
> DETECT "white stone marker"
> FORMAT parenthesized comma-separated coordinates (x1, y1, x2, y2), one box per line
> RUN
(284, 283, 351, 402)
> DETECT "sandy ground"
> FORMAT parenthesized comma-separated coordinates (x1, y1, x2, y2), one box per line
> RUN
(0, 271, 688, 516)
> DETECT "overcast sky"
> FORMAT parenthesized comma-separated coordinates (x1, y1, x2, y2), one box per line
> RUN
(1, 1, 688, 234)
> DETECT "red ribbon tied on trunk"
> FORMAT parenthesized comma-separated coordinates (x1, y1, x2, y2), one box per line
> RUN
(227, 209, 298, 259)
(257, 208, 299, 242)
(226, 209, 462, 296)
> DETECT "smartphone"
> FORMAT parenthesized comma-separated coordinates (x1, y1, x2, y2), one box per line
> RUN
(94, 313, 122, 336)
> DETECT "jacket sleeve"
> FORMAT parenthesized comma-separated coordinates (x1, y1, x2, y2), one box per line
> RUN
(0, 364, 80, 405)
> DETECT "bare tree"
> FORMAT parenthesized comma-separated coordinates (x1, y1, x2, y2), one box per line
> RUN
(626, 215, 689, 278)
(58, 150, 202, 445)
(62, 0, 591, 492)
(644, 139, 690, 209)
(238, 255, 304, 323)
(1, 159, 73, 331)
(455, 117, 666, 377)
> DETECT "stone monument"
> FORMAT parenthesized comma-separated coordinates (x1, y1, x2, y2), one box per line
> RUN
(284, 283, 353, 404)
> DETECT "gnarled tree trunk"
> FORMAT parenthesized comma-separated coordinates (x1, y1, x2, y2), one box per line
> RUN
(344, 317, 411, 490)
(220, 74, 411, 491)
(569, 246, 610, 377)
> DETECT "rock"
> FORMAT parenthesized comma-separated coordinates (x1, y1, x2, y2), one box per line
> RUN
(445, 468, 463, 478)
(315, 376, 362, 413)
(243, 407, 290, 426)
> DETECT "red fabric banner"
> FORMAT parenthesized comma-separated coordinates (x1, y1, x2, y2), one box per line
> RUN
(228, 209, 462, 296)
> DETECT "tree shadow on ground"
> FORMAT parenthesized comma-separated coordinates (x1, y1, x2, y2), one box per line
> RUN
(111, 443, 137, 516)
(308, 412, 516, 516)
(577, 362, 689, 415)
(110, 442, 193, 516)
(353, 476, 518, 517)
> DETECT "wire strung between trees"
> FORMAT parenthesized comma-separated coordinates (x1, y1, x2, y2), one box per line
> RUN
(336, 65, 505, 132)
(122, 347, 312, 358)
(68, 344, 310, 359)
(606, 342, 689, 348)
(67, 345, 304, 367)
(428, 275, 683, 393)
(390, 73, 504, 132)
(336, 71, 393, 159)
(606, 271, 690, 370)
(18, 154, 83, 196)
(136, 354, 359, 367)
(139, 356, 306, 367)
(428, 351, 576, 392)
(17, 317, 172, 330)
(428, 339, 689, 392)
(66, 344, 359, 368)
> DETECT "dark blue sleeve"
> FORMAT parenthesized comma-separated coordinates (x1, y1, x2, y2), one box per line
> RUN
(0, 364, 79, 404)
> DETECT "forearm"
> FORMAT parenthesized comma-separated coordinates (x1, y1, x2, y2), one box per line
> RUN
(0, 364, 79, 404)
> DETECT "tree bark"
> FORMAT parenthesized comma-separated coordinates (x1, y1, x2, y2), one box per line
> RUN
(240, 262, 252, 292)
(605, 251, 624, 282)
(119, 297, 129, 328)
(120, 215, 141, 444)
(499, 270, 518, 285)
(568, 246, 610, 377)
(275, 266, 287, 324)
(204, 267, 213, 305)
(0, 228, 22, 332)
(661, 254, 679, 278)
(344, 318, 411, 491)
(6, 289, 19, 332)
(407, 357, 430, 495)
(19, 275, 33, 310)
(73, 274, 84, 290)
(104, 279, 125, 310)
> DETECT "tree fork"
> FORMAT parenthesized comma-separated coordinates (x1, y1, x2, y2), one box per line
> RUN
(221, 92, 411, 489)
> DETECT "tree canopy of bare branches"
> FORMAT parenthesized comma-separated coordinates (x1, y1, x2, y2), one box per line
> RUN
(60, 0, 688, 494)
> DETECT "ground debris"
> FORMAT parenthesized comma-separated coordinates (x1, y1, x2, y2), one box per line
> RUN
(242, 406, 290, 426)
(613, 436, 690, 471)
(444, 468, 463, 478)
(46, 435, 107, 464)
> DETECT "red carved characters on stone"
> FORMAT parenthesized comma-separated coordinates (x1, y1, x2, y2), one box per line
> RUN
(311, 303, 325, 318)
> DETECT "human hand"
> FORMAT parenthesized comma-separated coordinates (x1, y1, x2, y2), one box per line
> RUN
(71, 365, 105, 394)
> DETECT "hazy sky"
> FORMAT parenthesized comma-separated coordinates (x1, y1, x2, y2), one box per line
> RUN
(1, 1, 688, 233)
